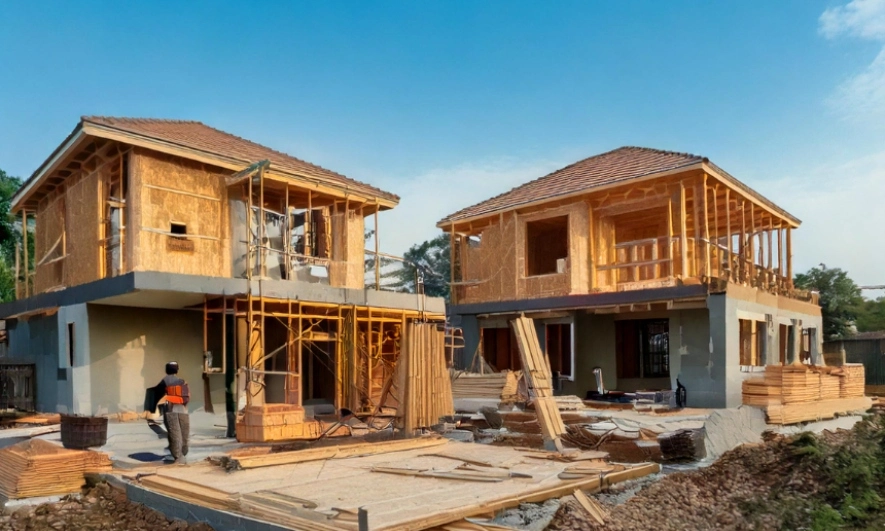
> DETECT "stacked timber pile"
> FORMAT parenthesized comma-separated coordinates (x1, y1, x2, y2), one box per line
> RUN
(840, 364, 865, 398)
(450, 370, 523, 402)
(396, 323, 455, 433)
(0, 439, 112, 500)
(742, 363, 870, 425)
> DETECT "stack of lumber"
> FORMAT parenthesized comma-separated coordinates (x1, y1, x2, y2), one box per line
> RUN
(511, 315, 566, 451)
(658, 429, 706, 461)
(770, 365, 821, 403)
(451, 371, 507, 400)
(0, 439, 112, 500)
(450, 370, 524, 402)
(840, 364, 865, 398)
(813, 368, 842, 400)
(742, 363, 871, 424)
(396, 323, 455, 434)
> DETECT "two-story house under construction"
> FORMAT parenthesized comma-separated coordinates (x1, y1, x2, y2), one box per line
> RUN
(440, 147, 822, 408)
(0, 117, 444, 440)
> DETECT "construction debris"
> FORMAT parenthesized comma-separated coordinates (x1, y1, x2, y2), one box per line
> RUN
(511, 315, 566, 451)
(0, 439, 112, 501)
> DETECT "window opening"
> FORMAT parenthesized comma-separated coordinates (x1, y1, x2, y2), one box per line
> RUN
(616, 319, 670, 378)
(525, 216, 568, 276)
(67, 323, 75, 367)
(546, 323, 573, 379)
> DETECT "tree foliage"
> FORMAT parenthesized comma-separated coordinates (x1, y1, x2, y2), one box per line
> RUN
(385, 235, 450, 301)
(0, 168, 25, 302)
(794, 265, 863, 340)
(856, 298, 885, 333)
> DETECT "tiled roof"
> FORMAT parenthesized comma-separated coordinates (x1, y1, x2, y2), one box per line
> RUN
(438, 146, 796, 225)
(82, 116, 398, 202)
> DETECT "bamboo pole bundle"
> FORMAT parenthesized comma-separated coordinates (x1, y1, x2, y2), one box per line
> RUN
(396, 323, 455, 434)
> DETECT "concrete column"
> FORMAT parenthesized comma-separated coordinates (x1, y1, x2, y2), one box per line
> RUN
(762, 314, 774, 366)
(59, 304, 91, 415)
(788, 319, 800, 364)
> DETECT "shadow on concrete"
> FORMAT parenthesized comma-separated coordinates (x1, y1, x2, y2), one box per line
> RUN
(127, 452, 167, 462)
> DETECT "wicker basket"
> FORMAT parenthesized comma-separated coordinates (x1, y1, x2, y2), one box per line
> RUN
(60, 414, 108, 449)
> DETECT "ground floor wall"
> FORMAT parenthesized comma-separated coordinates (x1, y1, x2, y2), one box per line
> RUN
(86, 305, 225, 414)
(454, 287, 824, 409)
(2, 304, 224, 414)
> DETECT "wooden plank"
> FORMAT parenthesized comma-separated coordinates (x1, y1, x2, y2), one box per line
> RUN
(510, 315, 565, 450)
(573, 489, 605, 525)
(679, 182, 688, 278)
(227, 436, 448, 470)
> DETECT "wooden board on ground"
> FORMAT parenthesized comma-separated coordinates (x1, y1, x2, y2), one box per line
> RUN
(510, 315, 566, 451)
(224, 436, 448, 470)
(151, 440, 659, 531)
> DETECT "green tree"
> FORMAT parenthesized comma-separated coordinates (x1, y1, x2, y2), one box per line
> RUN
(794, 265, 863, 340)
(855, 297, 885, 333)
(0, 169, 23, 263)
(385, 235, 450, 301)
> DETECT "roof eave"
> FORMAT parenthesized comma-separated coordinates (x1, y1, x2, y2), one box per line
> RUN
(437, 161, 706, 230)
(82, 121, 399, 208)
(701, 162, 801, 227)
(11, 124, 87, 212)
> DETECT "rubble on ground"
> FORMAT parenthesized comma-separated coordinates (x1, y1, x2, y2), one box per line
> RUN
(0, 483, 214, 531)
(546, 413, 885, 531)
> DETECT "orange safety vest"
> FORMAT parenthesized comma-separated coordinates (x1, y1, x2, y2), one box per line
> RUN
(165, 383, 190, 405)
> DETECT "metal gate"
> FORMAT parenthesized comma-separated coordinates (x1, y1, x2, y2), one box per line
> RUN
(0, 364, 36, 412)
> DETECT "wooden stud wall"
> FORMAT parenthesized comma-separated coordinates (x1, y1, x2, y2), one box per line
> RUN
(447, 169, 797, 304)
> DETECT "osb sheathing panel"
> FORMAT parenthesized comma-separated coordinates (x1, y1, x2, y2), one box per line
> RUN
(329, 210, 365, 289)
(459, 203, 589, 304)
(131, 148, 230, 277)
(34, 195, 65, 293)
(65, 169, 102, 287)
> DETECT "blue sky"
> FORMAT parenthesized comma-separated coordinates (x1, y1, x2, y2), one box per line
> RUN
(1, 1, 884, 285)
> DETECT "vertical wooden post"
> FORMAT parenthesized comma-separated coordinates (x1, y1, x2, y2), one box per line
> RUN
(22, 210, 28, 297)
(449, 223, 456, 304)
(374, 204, 380, 290)
(725, 188, 731, 281)
(740, 200, 746, 283)
(712, 184, 719, 280)
(589, 205, 597, 288)
(702, 174, 710, 279)
(284, 185, 290, 278)
(786, 227, 793, 288)
(247, 177, 253, 280)
(259, 166, 265, 278)
(767, 217, 774, 287)
(679, 182, 688, 278)
(14, 242, 20, 299)
(666, 197, 673, 279)
(693, 182, 701, 277)
(748, 203, 756, 285)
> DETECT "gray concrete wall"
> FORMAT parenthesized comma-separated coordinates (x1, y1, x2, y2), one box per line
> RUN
(564, 309, 713, 404)
(2, 313, 60, 412)
(86, 305, 225, 414)
(721, 290, 825, 408)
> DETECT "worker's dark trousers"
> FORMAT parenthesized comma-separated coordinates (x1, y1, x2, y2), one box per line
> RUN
(164, 412, 190, 460)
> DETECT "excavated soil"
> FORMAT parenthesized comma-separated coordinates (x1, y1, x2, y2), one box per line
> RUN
(0, 483, 214, 531)
(546, 415, 885, 531)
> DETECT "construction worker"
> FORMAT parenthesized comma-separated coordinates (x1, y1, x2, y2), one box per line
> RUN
(154, 361, 190, 464)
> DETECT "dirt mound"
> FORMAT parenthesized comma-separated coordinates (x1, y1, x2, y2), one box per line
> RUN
(547, 414, 885, 531)
(0, 482, 214, 531)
